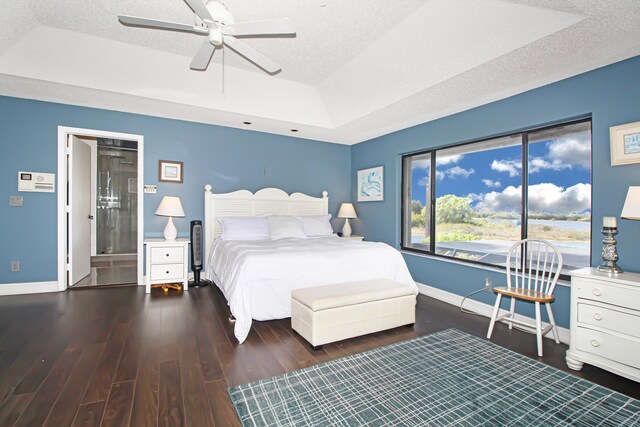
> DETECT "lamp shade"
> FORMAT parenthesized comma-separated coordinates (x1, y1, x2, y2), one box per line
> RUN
(155, 196, 185, 217)
(621, 186, 640, 220)
(338, 203, 357, 219)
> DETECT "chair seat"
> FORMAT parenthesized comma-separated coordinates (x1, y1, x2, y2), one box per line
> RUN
(494, 286, 555, 303)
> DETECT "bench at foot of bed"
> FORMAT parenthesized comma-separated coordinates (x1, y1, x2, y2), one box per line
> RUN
(291, 279, 416, 350)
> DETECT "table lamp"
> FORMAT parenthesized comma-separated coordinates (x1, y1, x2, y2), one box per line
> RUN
(338, 203, 357, 237)
(621, 186, 640, 220)
(155, 196, 185, 240)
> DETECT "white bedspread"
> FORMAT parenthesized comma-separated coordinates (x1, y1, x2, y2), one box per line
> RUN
(205, 236, 417, 343)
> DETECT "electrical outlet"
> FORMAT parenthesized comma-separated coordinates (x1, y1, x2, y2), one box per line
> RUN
(11, 261, 20, 272)
(484, 277, 492, 292)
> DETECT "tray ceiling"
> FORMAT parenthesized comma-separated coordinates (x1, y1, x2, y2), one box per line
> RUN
(1, 0, 639, 144)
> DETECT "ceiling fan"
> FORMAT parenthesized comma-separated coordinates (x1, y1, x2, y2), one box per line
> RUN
(118, 0, 295, 73)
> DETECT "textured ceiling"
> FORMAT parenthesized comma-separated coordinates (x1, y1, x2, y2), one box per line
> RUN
(0, 0, 639, 144)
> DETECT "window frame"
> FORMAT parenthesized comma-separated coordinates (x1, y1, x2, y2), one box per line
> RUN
(400, 118, 592, 281)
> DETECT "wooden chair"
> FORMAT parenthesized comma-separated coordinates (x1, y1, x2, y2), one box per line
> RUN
(486, 238, 563, 357)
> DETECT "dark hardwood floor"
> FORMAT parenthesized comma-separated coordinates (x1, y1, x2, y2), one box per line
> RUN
(0, 285, 637, 427)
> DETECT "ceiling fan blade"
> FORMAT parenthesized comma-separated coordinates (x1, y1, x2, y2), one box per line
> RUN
(224, 36, 281, 73)
(118, 15, 207, 34)
(224, 18, 296, 36)
(183, 0, 214, 23)
(190, 40, 216, 70)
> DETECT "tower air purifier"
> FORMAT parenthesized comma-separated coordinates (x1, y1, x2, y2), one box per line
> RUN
(189, 220, 212, 288)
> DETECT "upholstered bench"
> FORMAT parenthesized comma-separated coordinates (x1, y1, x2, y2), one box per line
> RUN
(291, 279, 416, 350)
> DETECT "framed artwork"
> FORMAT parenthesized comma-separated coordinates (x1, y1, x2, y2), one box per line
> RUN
(357, 166, 384, 202)
(610, 121, 640, 166)
(159, 160, 183, 183)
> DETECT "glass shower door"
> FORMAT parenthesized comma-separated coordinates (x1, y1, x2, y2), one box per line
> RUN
(96, 145, 138, 254)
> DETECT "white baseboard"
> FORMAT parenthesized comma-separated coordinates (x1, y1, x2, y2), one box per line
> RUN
(417, 282, 570, 345)
(0, 281, 59, 296)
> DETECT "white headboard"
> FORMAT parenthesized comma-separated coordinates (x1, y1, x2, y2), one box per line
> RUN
(203, 184, 329, 266)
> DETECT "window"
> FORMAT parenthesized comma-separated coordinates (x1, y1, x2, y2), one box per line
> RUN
(402, 119, 591, 277)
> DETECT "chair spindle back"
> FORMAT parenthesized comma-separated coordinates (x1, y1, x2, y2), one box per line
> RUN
(507, 239, 563, 295)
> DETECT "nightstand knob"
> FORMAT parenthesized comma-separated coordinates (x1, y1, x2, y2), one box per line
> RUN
(166, 271, 169, 274)
(166, 253, 169, 257)
(592, 289, 602, 296)
(593, 313, 602, 321)
(590, 339, 600, 347)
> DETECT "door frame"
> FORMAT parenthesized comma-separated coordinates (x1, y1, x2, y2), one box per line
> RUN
(57, 126, 144, 291)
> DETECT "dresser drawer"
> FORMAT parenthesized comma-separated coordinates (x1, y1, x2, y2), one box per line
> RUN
(575, 327, 640, 368)
(150, 263, 184, 281)
(578, 303, 640, 338)
(576, 278, 640, 310)
(150, 247, 184, 264)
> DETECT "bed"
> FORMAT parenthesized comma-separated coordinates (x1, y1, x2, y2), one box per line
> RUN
(203, 185, 417, 343)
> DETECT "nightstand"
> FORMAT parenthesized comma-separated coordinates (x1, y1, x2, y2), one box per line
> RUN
(342, 235, 363, 241)
(144, 238, 190, 294)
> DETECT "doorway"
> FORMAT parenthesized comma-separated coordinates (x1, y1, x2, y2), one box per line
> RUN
(57, 127, 144, 291)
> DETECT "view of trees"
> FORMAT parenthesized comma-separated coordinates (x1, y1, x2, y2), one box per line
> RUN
(411, 195, 475, 229)
(411, 195, 590, 244)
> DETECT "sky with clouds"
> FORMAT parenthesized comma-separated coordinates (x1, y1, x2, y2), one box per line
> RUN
(410, 128, 591, 215)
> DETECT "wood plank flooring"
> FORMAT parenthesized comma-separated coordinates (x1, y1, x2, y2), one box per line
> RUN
(0, 285, 638, 427)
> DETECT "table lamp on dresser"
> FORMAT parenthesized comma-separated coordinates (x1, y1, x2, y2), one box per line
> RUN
(621, 186, 640, 221)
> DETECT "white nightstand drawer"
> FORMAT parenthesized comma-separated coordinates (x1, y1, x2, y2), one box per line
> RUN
(575, 327, 640, 368)
(150, 247, 184, 264)
(576, 278, 640, 310)
(150, 263, 184, 281)
(578, 303, 640, 338)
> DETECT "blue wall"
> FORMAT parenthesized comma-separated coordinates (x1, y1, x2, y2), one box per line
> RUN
(2, 56, 639, 328)
(0, 97, 350, 284)
(350, 56, 640, 328)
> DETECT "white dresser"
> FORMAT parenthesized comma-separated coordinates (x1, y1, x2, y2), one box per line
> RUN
(144, 238, 190, 294)
(566, 267, 640, 382)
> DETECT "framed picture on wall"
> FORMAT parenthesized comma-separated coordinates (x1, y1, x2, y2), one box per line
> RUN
(357, 166, 384, 202)
(159, 160, 183, 183)
(610, 121, 640, 166)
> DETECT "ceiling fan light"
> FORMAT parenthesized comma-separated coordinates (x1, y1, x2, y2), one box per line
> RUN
(209, 27, 223, 46)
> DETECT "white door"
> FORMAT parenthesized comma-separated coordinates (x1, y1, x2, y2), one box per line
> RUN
(69, 135, 92, 285)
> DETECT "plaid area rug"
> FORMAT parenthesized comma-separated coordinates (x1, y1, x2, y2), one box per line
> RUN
(228, 329, 640, 426)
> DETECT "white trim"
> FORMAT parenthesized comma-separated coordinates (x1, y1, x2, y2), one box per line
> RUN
(416, 282, 570, 344)
(0, 281, 59, 296)
(57, 126, 144, 291)
(404, 250, 571, 288)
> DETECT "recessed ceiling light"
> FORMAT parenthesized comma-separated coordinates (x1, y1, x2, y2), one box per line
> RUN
(243, 121, 252, 125)
(291, 129, 299, 132)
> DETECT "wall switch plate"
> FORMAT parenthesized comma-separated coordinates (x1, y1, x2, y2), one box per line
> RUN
(144, 185, 157, 194)
(11, 261, 20, 272)
(9, 196, 23, 206)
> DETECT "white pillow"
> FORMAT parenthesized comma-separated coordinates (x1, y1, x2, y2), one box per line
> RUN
(297, 214, 334, 237)
(218, 216, 270, 241)
(268, 216, 307, 240)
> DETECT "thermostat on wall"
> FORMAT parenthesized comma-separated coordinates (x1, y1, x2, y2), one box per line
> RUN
(144, 185, 157, 194)
(18, 171, 55, 193)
